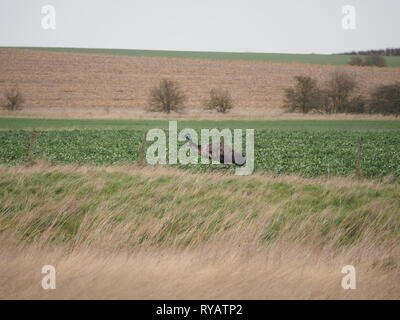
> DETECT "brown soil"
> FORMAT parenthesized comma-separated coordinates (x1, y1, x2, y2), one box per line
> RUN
(0, 48, 399, 119)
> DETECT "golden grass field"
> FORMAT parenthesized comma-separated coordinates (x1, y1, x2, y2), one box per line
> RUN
(0, 164, 399, 299)
(2, 239, 399, 299)
(1, 48, 400, 120)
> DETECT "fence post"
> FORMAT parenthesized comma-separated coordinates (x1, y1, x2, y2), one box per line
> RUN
(138, 131, 147, 166)
(27, 130, 37, 165)
(355, 136, 363, 178)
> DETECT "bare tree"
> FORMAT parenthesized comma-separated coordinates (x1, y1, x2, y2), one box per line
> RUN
(324, 72, 357, 113)
(2, 88, 24, 111)
(148, 79, 186, 113)
(364, 55, 386, 67)
(203, 88, 234, 113)
(369, 82, 400, 116)
(283, 76, 324, 113)
(348, 55, 387, 67)
(349, 56, 364, 66)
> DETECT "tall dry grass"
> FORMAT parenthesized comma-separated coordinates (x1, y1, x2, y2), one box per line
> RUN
(1, 239, 399, 299)
(0, 164, 399, 299)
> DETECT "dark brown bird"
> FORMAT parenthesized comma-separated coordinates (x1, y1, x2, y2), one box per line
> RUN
(185, 134, 246, 166)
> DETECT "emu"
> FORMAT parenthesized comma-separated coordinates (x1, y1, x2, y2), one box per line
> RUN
(184, 134, 246, 167)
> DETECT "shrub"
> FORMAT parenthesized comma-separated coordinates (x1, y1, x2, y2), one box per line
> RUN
(2, 88, 24, 111)
(348, 55, 386, 67)
(364, 55, 386, 67)
(324, 72, 357, 113)
(346, 95, 367, 114)
(369, 82, 400, 116)
(148, 79, 186, 113)
(283, 76, 324, 113)
(203, 88, 234, 113)
(282, 74, 400, 116)
(349, 56, 364, 66)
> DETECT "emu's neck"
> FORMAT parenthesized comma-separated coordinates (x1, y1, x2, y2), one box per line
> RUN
(188, 139, 201, 151)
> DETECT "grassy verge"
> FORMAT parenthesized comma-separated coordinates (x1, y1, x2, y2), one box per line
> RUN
(1, 241, 398, 299)
(1, 165, 398, 248)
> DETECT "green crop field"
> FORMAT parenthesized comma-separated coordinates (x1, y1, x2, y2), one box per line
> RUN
(1, 118, 399, 178)
(8, 47, 400, 67)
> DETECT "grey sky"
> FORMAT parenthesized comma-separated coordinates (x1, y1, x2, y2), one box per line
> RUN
(0, 0, 398, 54)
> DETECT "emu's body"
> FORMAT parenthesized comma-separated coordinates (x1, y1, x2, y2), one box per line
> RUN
(186, 135, 246, 166)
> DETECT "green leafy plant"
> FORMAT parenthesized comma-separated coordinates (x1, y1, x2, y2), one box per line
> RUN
(1, 129, 399, 178)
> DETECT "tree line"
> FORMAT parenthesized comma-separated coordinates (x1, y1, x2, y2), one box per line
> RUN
(3, 76, 399, 117)
(340, 48, 400, 56)
(283, 72, 400, 116)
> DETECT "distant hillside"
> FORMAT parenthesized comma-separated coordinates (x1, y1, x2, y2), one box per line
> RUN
(6, 46, 400, 67)
(340, 48, 400, 56)
(1, 47, 400, 117)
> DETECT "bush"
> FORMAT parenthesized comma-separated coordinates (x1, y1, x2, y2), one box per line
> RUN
(2, 88, 24, 111)
(364, 55, 386, 67)
(283, 72, 362, 114)
(148, 79, 186, 113)
(349, 56, 364, 66)
(282, 74, 400, 116)
(369, 82, 400, 116)
(348, 55, 386, 67)
(346, 95, 367, 114)
(283, 76, 324, 113)
(203, 88, 234, 113)
(324, 72, 357, 113)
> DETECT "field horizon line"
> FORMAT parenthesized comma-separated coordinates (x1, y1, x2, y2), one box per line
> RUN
(4, 46, 400, 67)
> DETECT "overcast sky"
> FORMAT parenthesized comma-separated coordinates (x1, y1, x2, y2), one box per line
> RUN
(0, 0, 398, 54)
